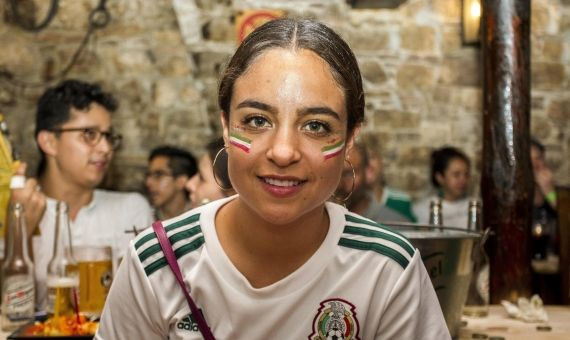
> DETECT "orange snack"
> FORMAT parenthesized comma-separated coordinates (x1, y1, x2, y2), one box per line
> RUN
(24, 314, 98, 336)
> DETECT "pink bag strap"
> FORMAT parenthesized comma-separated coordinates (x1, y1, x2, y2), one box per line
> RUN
(152, 221, 216, 340)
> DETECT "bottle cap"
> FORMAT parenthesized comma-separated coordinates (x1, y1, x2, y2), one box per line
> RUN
(10, 175, 25, 189)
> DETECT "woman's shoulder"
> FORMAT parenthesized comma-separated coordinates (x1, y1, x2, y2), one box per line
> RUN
(337, 208, 417, 270)
(130, 206, 208, 278)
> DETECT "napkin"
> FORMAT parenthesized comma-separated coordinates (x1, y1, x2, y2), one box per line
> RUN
(501, 294, 548, 322)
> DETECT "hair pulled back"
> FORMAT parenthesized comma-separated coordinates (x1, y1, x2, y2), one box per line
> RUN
(218, 18, 364, 135)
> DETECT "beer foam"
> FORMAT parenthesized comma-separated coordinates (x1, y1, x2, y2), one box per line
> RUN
(47, 276, 79, 287)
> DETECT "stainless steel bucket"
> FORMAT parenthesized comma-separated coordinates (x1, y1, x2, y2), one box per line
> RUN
(386, 223, 481, 338)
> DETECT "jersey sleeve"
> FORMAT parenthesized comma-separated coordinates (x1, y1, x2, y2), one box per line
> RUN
(375, 250, 451, 339)
(95, 241, 167, 339)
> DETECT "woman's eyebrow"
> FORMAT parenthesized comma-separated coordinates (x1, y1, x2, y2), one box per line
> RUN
(298, 107, 341, 120)
(236, 100, 276, 114)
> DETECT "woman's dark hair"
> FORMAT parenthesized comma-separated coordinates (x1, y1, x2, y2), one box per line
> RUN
(430, 146, 470, 188)
(206, 137, 231, 190)
(218, 18, 364, 136)
(35, 79, 118, 176)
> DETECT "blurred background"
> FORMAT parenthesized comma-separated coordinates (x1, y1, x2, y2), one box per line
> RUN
(0, 0, 567, 196)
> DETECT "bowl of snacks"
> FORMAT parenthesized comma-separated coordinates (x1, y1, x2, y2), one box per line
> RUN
(8, 314, 98, 339)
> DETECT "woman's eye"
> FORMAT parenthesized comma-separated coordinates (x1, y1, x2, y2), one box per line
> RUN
(244, 116, 271, 128)
(302, 121, 330, 134)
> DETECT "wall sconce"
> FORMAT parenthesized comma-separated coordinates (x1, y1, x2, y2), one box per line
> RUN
(462, 0, 481, 45)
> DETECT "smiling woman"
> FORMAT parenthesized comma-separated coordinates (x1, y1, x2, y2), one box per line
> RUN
(97, 18, 450, 340)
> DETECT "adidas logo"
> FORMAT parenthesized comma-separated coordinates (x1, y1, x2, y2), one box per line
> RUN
(176, 311, 202, 332)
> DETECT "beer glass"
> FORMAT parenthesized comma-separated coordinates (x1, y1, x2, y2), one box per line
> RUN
(73, 246, 113, 316)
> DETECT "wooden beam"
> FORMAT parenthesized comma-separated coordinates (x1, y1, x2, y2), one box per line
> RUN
(481, 0, 533, 303)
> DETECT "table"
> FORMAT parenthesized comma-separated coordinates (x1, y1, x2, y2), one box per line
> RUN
(458, 305, 570, 339)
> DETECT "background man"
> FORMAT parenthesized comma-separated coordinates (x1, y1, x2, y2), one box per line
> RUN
(145, 146, 197, 220)
(11, 79, 153, 309)
(338, 141, 416, 223)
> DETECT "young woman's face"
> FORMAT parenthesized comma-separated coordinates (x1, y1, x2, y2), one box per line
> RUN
(222, 48, 354, 225)
(186, 154, 226, 208)
(437, 158, 470, 201)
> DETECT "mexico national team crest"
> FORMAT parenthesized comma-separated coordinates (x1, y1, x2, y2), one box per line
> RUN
(309, 298, 360, 340)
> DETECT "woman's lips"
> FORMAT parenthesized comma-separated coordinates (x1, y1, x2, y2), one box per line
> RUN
(258, 176, 306, 197)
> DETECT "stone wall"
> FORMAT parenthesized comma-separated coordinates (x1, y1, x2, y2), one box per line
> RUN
(0, 0, 568, 198)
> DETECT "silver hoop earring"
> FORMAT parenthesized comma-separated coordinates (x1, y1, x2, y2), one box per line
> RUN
(212, 146, 232, 191)
(333, 159, 355, 204)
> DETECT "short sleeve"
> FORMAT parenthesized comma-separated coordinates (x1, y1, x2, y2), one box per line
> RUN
(95, 241, 166, 339)
(375, 251, 451, 339)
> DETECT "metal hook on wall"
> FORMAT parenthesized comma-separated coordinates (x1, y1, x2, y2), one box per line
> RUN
(8, 0, 60, 32)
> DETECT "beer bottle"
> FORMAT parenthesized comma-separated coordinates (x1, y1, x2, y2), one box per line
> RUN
(428, 198, 443, 226)
(463, 199, 490, 317)
(1, 203, 35, 331)
(46, 201, 79, 318)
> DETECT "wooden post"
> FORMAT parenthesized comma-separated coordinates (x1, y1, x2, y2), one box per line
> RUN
(481, 0, 533, 303)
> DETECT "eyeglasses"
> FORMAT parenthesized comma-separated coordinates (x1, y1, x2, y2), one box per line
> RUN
(49, 127, 122, 150)
(145, 170, 174, 181)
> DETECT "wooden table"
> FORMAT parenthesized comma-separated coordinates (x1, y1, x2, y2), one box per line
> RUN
(458, 305, 570, 339)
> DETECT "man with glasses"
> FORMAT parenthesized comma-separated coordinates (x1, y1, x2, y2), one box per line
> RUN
(145, 146, 197, 220)
(10, 79, 153, 309)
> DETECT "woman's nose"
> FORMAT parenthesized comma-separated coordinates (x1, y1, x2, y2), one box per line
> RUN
(266, 127, 301, 167)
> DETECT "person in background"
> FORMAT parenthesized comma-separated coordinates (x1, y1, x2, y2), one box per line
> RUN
(97, 18, 448, 339)
(10, 79, 153, 310)
(530, 138, 558, 259)
(414, 146, 471, 228)
(337, 141, 415, 223)
(145, 146, 197, 220)
(185, 137, 235, 208)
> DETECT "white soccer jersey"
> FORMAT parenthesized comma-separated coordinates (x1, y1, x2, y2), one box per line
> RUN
(96, 197, 450, 340)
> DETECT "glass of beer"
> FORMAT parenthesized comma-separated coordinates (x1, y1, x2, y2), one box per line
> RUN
(73, 246, 113, 317)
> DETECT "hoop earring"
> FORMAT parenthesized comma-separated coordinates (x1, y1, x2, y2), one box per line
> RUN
(333, 159, 355, 204)
(212, 146, 233, 191)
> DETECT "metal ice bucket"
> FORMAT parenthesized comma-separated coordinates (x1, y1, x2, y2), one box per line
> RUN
(385, 223, 481, 338)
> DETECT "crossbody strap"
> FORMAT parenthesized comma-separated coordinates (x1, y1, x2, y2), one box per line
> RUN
(152, 221, 216, 340)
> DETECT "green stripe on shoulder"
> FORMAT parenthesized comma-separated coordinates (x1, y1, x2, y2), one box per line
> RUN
(138, 225, 202, 263)
(144, 236, 206, 276)
(343, 225, 414, 257)
(344, 214, 414, 255)
(339, 238, 410, 269)
(134, 213, 200, 250)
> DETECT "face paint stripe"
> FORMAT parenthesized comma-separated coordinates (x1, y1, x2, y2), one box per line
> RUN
(229, 133, 252, 153)
(322, 140, 344, 152)
(324, 148, 343, 160)
(322, 141, 345, 159)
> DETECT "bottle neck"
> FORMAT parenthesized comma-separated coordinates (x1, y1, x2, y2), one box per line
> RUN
(4, 204, 30, 262)
(51, 202, 75, 261)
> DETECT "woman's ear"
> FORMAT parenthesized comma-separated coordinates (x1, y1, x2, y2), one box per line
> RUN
(220, 112, 229, 146)
(36, 130, 57, 157)
(345, 125, 361, 155)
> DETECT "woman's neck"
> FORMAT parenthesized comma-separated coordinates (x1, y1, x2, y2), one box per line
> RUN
(215, 198, 329, 288)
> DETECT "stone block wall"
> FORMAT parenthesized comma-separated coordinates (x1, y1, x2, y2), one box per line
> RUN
(0, 0, 568, 198)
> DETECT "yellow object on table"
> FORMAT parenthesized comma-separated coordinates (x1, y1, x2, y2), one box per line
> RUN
(0, 113, 19, 241)
(459, 305, 570, 339)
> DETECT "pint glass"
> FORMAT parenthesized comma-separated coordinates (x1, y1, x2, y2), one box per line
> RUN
(73, 246, 113, 316)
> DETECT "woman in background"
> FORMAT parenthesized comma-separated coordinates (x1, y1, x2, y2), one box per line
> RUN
(414, 146, 471, 228)
(186, 137, 235, 207)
